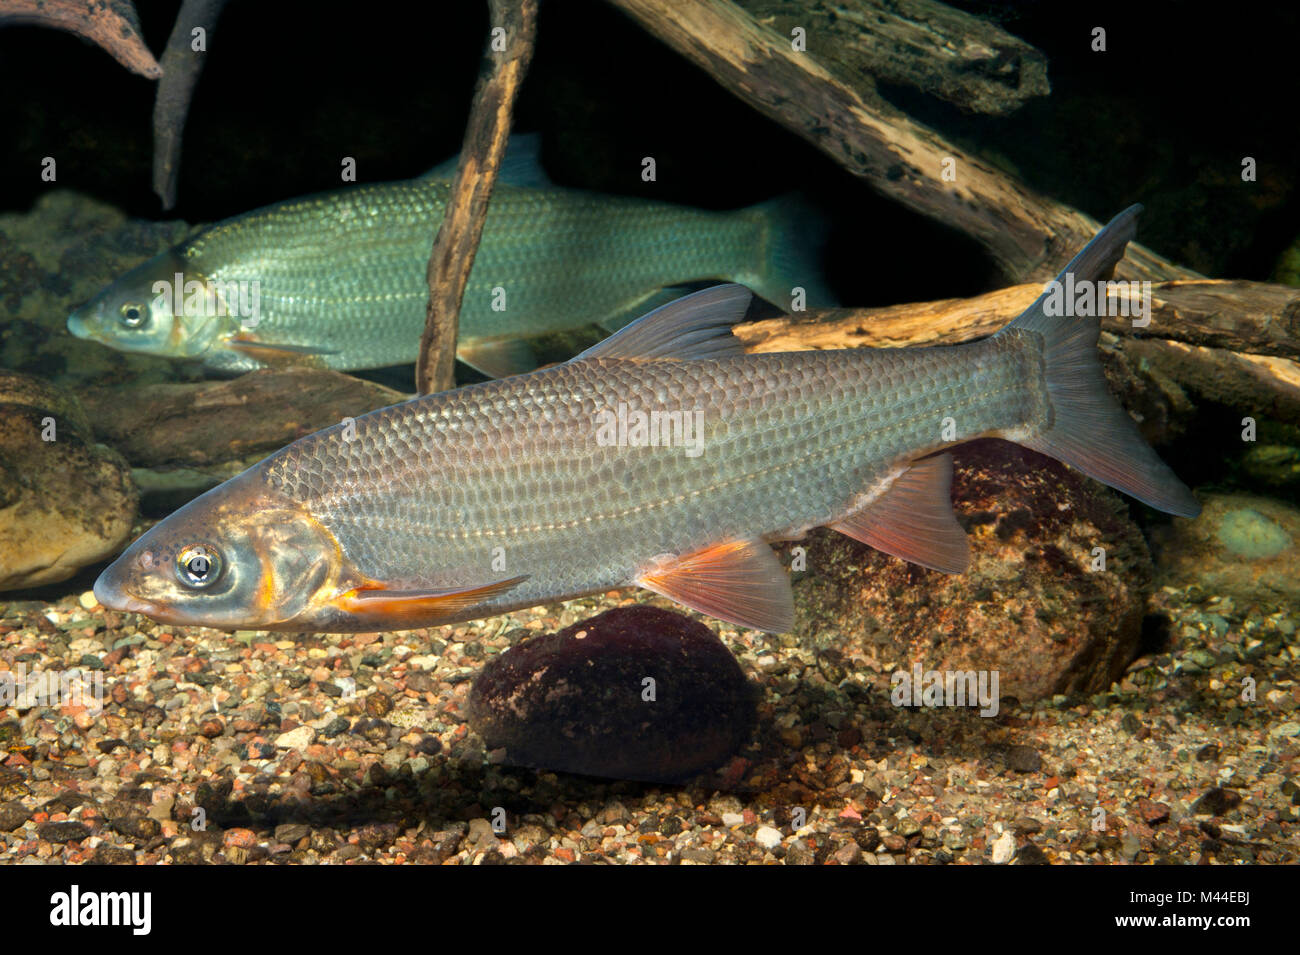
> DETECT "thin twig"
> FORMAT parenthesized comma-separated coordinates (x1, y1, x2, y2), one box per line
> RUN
(152, 0, 229, 210)
(416, 0, 539, 395)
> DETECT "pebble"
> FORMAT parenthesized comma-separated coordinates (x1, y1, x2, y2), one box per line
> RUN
(991, 830, 1016, 864)
(1192, 787, 1243, 816)
(275, 726, 315, 750)
(0, 801, 31, 831)
(755, 826, 783, 850)
(39, 821, 90, 843)
(1016, 843, 1050, 865)
(1004, 745, 1042, 773)
(78, 591, 98, 611)
(1137, 798, 1171, 825)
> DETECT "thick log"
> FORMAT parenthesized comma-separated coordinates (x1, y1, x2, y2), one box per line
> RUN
(416, 0, 539, 395)
(1120, 340, 1300, 424)
(0, 0, 161, 78)
(80, 368, 406, 468)
(607, 0, 1196, 283)
(735, 279, 1300, 359)
(736, 0, 1049, 116)
(152, 0, 230, 210)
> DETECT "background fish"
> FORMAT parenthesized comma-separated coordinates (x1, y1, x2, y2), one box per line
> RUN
(93, 206, 1199, 634)
(66, 138, 832, 378)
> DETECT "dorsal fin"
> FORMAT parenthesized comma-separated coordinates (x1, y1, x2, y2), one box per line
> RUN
(422, 133, 552, 188)
(573, 284, 752, 362)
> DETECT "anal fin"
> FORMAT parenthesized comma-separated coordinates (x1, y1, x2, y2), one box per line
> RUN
(831, 454, 969, 574)
(636, 537, 794, 633)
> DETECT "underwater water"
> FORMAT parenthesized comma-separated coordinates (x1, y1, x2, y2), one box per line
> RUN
(0, 0, 1297, 875)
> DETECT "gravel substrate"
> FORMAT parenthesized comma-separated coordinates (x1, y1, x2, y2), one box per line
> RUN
(0, 582, 1295, 865)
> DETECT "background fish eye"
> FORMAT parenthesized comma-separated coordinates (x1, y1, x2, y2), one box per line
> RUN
(118, 303, 148, 328)
(176, 544, 221, 588)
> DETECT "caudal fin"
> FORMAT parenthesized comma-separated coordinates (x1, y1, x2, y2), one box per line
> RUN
(741, 195, 836, 311)
(998, 205, 1201, 517)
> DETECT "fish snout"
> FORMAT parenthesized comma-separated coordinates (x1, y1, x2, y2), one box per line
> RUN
(66, 307, 99, 341)
(93, 561, 156, 618)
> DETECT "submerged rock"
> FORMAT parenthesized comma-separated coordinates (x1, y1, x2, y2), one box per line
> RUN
(784, 439, 1155, 700)
(1153, 493, 1298, 610)
(468, 606, 757, 783)
(0, 371, 137, 590)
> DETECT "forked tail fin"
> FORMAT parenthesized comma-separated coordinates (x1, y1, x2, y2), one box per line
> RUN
(997, 205, 1200, 517)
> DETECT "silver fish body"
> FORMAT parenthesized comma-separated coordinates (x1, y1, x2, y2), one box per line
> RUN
(258, 337, 1040, 611)
(68, 169, 828, 376)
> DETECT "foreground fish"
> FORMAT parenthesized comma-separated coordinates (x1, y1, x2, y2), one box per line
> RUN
(94, 206, 1199, 633)
(67, 138, 831, 378)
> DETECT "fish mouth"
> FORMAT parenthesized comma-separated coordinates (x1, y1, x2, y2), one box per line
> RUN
(92, 567, 172, 623)
(66, 309, 99, 342)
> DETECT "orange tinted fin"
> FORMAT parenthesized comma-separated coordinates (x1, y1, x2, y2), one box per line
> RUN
(636, 537, 793, 633)
(831, 454, 969, 574)
(334, 575, 529, 623)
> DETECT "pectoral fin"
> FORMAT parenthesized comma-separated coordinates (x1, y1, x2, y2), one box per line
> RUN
(636, 537, 794, 633)
(831, 454, 969, 573)
(227, 334, 338, 362)
(458, 338, 537, 378)
(334, 575, 529, 623)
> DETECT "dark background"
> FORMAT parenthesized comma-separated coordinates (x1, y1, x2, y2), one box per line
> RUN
(2, 0, 1297, 306)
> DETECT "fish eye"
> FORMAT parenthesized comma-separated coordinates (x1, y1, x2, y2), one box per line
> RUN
(176, 544, 222, 589)
(119, 303, 148, 328)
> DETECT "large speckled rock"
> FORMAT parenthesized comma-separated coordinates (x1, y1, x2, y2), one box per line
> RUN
(0, 371, 137, 590)
(783, 439, 1157, 700)
(468, 606, 757, 783)
(1153, 493, 1298, 610)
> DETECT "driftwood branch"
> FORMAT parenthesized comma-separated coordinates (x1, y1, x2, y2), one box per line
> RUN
(80, 369, 406, 468)
(152, 0, 229, 210)
(415, 0, 539, 396)
(0, 0, 161, 78)
(736, 0, 1049, 116)
(1115, 338, 1300, 427)
(735, 279, 1300, 359)
(607, 0, 1196, 284)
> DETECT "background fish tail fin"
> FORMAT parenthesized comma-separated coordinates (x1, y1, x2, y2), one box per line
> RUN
(999, 205, 1200, 518)
(741, 194, 836, 312)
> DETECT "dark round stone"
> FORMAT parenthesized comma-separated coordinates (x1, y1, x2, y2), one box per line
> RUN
(468, 606, 757, 783)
